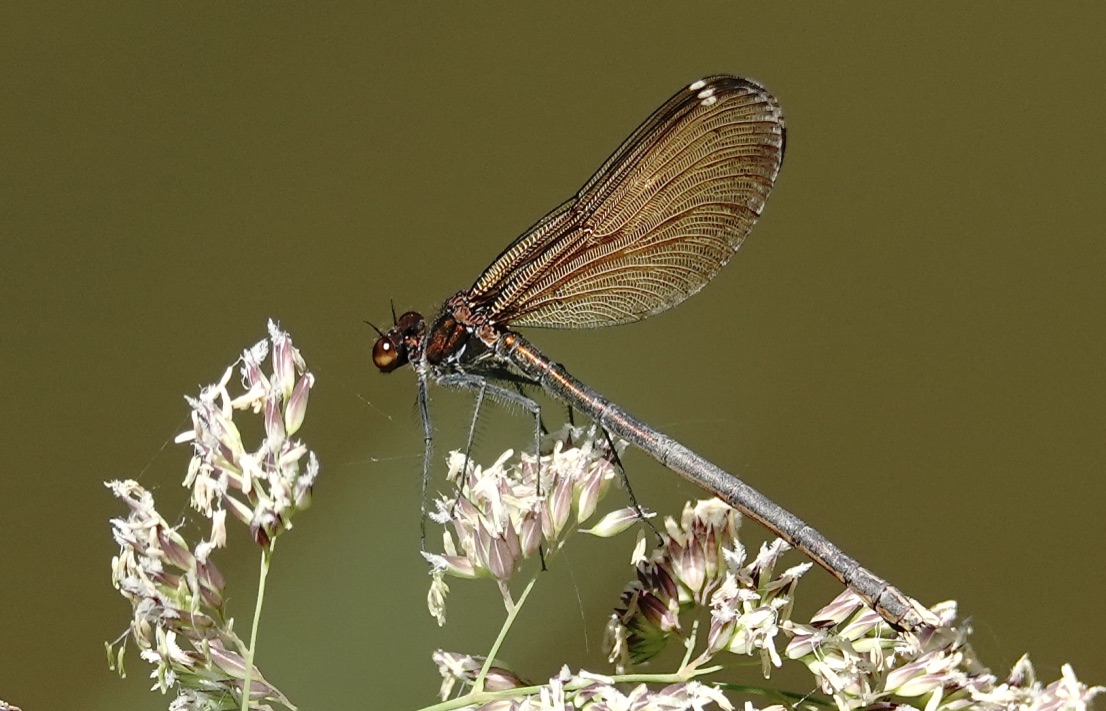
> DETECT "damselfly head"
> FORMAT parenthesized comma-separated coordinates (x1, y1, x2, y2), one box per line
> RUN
(372, 310, 425, 373)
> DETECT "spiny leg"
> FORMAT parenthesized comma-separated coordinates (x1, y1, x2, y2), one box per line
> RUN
(437, 372, 543, 487)
(513, 381, 549, 436)
(599, 425, 662, 544)
(418, 374, 433, 552)
(451, 377, 488, 515)
(562, 398, 660, 542)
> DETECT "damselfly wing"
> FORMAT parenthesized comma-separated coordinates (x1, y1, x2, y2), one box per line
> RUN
(372, 75, 784, 373)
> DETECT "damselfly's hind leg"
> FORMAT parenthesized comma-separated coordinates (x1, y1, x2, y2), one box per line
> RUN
(597, 424, 662, 543)
(559, 399, 660, 543)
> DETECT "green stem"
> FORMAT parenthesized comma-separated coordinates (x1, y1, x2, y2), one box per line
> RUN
(473, 572, 540, 694)
(242, 542, 273, 710)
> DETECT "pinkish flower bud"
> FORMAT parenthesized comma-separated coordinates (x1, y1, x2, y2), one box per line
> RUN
(284, 372, 313, 437)
(263, 395, 285, 449)
(269, 321, 296, 401)
(546, 469, 573, 538)
(580, 507, 641, 538)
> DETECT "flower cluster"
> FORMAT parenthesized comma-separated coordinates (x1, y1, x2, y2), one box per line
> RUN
(607, 499, 809, 672)
(107, 321, 315, 710)
(429, 432, 1101, 710)
(601, 500, 1103, 710)
(106, 480, 292, 710)
(784, 592, 1104, 710)
(176, 319, 317, 548)
(424, 425, 639, 624)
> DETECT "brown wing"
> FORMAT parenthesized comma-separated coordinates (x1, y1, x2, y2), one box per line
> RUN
(466, 75, 785, 329)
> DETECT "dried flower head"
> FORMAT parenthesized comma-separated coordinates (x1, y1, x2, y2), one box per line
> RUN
(607, 499, 810, 671)
(601, 497, 1102, 711)
(423, 425, 638, 622)
(421, 446, 1100, 710)
(106, 480, 292, 710)
(175, 319, 318, 548)
(785, 591, 1104, 710)
(107, 321, 315, 710)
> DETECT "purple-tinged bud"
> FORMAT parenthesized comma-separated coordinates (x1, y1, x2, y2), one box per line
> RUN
(884, 653, 950, 696)
(482, 665, 527, 691)
(250, 508, 281, 548)
(284, 371, 313, 437)
(576, 462, 605, 523)
(156, 528, 196, 571)
(269, 321, 296, 401)
(635, 589, 678, 631)
(518, 512, 542, 558)
(484, 527, 518, 581)
(263, 396, 285, 449)
(839, 604, 882, 641)
(547, 470, 573, 539)
(224, 494, 254, 527)
(679, 540, 707, 601)
(810, 589, 864, 629)
(784, 624, 824, 660)
(705, 613, 737, 656)
(581, 507, 641, 538)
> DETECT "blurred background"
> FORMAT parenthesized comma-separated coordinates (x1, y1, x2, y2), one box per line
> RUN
(2, 4, 1103, 709)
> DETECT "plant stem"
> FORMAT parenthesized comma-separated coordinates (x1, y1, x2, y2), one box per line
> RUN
(242, 542, 274, 710)
(473, 572, 540, 694)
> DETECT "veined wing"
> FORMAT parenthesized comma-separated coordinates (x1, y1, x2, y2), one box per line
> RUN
(467, 75, 785, 329)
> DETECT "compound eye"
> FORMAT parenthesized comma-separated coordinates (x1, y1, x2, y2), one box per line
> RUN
(372, 337, 398, 371)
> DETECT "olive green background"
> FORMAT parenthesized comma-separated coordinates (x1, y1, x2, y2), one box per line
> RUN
(3, 4, 1103, 709)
